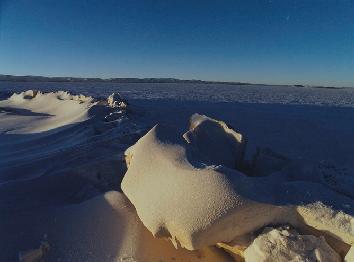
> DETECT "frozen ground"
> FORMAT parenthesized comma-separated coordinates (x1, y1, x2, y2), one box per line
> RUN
(0, 82, 353, 261)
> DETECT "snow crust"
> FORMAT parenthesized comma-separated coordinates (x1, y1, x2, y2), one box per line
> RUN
(244, 226, 341, 262)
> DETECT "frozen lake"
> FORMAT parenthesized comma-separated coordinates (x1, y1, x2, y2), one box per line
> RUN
(1, 81, 353, 166)
(1, 81, 354, 107)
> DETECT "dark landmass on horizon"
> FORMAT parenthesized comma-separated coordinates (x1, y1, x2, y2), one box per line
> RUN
(0, 74, 345, 89)
(0, 74, 251, 85)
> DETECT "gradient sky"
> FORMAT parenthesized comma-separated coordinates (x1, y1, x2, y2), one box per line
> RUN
(0, 0, 353, 86)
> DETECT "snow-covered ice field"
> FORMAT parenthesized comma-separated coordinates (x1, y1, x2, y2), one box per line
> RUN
(2, 81, 353, 165)
(1, 81, 354, 106)
(0, 82, 353, 261)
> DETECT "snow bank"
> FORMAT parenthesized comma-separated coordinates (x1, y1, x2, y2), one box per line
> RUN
(44, 191, 230, 261)
(0, 90, 94, 133)
(244, 226, 341, 262)
(122, 113, 354, 252)
(122, 122, 287, 250)
(0, 90, 131, 134)
(0, 90, 136, 196)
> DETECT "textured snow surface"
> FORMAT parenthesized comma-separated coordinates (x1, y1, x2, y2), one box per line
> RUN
(122, 114, 353, 252)
(0, 90, 94, 133)
(0, 90, 138, 199)
(122, 119, 285, 250)
(46, 191, 230, 261)
(1, 83, 354, 167)
(244, 226, 341, 262)
(12, 191, 231, 262)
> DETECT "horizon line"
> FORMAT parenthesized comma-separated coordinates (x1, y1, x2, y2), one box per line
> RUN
(0, 73, 351, 89)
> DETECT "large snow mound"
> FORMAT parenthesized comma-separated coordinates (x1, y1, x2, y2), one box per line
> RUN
(0, 90, 94, 133)
(244, 226, 341, 262)
(41, 191, 230, 261)
(122, 116, 285, 250)
(0, 90, 130, 134)
(122, 114, 354, 251)
(0, 90, 135, 194)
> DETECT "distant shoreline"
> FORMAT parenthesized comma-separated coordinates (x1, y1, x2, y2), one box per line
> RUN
(0, 74, 345, 89)
(0, 74, 250, 85)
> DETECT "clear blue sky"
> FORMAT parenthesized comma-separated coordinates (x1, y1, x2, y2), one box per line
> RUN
(0, 0, 353, 86)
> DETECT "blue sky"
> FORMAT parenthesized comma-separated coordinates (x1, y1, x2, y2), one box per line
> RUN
(0, 0, 353, 86)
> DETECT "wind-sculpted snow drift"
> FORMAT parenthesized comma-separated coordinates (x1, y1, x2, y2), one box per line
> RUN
(0, 90, 139, 206)
(0, 90, 94, 133)
(28, 191, 230, 262)
(122, 113, 353, 260)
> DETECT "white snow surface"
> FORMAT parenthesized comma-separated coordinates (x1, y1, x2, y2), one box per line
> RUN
(121, 124, 284, 250)
(42, 191, 230, 261)
(1, 82, 354, 107)
(244, 226, 341, 262)
(0, 90, 94, 133)
(0, 85, 353, 261)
